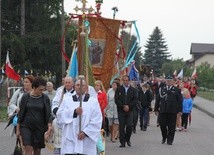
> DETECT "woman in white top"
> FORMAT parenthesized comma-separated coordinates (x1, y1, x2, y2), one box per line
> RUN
(106, 81, 120, 142)
(8, 75, 34, 117)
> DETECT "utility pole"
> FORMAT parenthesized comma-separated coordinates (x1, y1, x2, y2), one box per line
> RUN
(0, 0, 2, 69)
(61, 0, 66, 77)
(20, 0, 25, 36)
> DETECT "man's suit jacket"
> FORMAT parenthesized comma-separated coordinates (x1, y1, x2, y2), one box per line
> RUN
(115, 85, 138, 112)
(155, 85, 183, 114)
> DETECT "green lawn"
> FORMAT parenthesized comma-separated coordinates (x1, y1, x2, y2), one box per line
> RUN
(0, 106, 8, 122)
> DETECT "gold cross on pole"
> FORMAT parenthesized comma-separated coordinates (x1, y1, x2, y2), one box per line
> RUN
(73, 0, 94, 85)
(74, 0, 94, 14)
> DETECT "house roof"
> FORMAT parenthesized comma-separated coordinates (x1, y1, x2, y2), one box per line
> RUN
(190, 43, 214, 54)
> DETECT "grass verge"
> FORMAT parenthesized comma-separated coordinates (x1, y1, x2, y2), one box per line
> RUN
(197, 91, 214, 101)
(0, 106, 8, 122)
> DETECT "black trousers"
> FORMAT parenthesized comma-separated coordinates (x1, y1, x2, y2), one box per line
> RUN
(139, 107, 149, 129)
(181, 113, 189, 129)
(118, 110, 133, 144)
(105, 117, 110, 136)
(159, 113, 177, 143)
(132, 107, 139, 130)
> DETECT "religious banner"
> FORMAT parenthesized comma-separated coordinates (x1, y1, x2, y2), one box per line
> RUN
(78, 16, 121, 89)
(139, 65, 151, 78)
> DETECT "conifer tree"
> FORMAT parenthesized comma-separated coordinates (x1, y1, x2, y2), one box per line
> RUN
(143, 26, 171, 75)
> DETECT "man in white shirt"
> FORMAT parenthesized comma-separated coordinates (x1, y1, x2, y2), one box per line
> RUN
(52, 76, 75, 116)
(56, 78, 102, 155)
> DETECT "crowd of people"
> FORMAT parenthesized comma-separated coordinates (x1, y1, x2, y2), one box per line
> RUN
(6, 73, 198, 154)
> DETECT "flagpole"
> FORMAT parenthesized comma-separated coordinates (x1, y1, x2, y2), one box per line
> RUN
(66, 42, 77, 77)
(80, 21, 86, 76)
(6, 78, 11, 106)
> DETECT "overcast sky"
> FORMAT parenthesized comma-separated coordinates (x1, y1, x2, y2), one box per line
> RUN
(64, 0, 214, 60)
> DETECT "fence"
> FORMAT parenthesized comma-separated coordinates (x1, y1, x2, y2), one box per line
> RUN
(0, 82, 22, 107)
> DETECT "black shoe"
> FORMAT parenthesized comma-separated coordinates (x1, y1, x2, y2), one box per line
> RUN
(119, 143, 125, 147)
(161, 139, 166, 144)
(142, 128, 147, 131)
(127, 141, 131, 147)
(167, 142, 172, 145)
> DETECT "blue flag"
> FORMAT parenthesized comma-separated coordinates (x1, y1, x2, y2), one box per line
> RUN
(68, 48, 78, 79)
(129, 63, 138, 81)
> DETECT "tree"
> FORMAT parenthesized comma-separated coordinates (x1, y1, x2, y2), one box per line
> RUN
(197, 62, 214, 89)
(143, 26, 171, 75)
(161, 59, 186, 76)
(1, 0, 77, 86)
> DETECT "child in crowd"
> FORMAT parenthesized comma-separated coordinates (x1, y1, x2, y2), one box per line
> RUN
(51, 118, 62, 155)
(181, 88, 193, 131)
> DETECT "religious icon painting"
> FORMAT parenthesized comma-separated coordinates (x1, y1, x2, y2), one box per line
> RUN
(89, 39, 106, 67)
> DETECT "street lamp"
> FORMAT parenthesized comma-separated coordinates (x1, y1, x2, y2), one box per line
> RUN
(112, 6, 118, 19)
(95, 0, 103, 3)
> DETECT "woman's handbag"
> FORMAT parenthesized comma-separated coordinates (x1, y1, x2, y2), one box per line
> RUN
(13, 138, 22, 155)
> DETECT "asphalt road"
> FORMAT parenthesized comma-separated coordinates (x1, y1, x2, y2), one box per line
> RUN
(105, 108, 214, 155)
(1, 107, 214, 155)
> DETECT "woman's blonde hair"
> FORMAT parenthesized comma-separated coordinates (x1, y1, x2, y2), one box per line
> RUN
(95, 80, 106, 92)
(183, 88, 190, 97)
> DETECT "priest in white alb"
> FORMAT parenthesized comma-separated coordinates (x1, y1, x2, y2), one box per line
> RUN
(56, 78, 102, 155)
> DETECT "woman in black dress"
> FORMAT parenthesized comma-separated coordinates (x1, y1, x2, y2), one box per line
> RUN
(16, 77, 52, 155)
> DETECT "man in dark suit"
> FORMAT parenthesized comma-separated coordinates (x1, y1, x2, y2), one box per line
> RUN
(154, 76, 183, 145)
(115, 75, 138, 147)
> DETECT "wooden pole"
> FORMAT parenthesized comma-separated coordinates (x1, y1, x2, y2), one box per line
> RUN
(78, 75, 84, 132)
(80, 19, 86, 75)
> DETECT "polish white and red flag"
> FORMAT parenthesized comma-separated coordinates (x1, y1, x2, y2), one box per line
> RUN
(5, 51, 21, 81)
(191, 67, 197, 79)
(173, 70, 177, 78)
